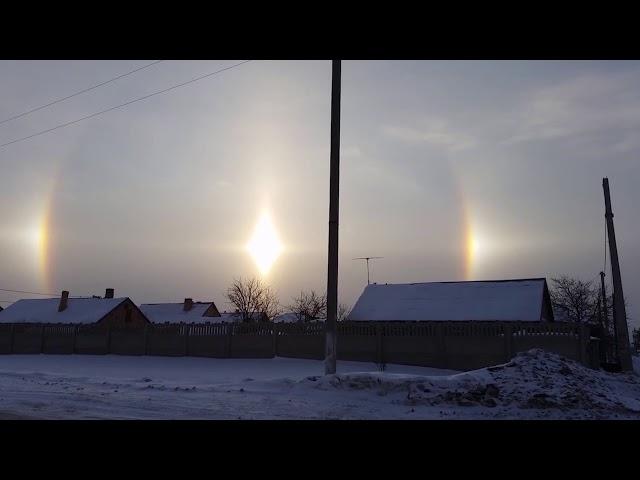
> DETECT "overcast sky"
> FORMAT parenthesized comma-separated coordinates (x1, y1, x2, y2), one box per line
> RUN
(0, 60, 639, 326)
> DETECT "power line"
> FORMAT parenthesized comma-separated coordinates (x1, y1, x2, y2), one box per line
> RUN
(0, 288, 58, 296)
(0, 60, 164, 126)
(0, 60, 252, 150)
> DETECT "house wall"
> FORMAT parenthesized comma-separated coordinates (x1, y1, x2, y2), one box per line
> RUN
(97, 300, 149, 329)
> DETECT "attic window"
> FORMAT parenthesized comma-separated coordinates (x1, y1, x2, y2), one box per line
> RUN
(125, 306, 132, 324)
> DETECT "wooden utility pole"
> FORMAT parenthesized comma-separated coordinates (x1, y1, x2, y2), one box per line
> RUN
(325, 60, 341, 375)
(600, 271, 615, 362)
(599, 271, 611, 335)
(602, 177, 632, 371)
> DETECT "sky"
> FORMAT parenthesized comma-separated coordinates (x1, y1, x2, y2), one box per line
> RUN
(0, 60, 639, 327)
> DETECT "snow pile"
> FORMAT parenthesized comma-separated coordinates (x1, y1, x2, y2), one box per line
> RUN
(303, 349, 640, 418)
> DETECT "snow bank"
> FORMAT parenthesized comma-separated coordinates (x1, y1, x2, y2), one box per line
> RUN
(302, 349, 640, 418)
(1, 351, 639, 419)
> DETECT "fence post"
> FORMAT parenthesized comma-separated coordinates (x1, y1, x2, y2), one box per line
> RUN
(504, 324, 514, 362)
(9, 324, 15, 354)
(226, 323, 233, 358)
(106, 326, 112, 354)
(437, 323, 447, 369)
(40, 325, 46, 353)
(72, 325, 77, 354)
(272, 323, 278, 358)
(376, 323, 383, 365)
(578, 324, 588, 366)
(184, 324, 190, 356)
(143, 324, 149, 356)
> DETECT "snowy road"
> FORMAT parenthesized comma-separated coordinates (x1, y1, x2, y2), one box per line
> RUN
(1, 351, 639, 419)
(0, 355, 458, 419)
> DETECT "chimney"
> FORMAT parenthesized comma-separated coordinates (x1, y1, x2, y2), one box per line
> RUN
(105, 288, 114, 299)
(58, 290, 69, 312)
(183, 298, 194, 311)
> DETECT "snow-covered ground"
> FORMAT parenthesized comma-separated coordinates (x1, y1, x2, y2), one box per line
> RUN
(1, 351, 639, 419)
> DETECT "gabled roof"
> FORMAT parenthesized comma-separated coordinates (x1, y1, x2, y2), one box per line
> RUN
(273, 312, 327, 323)
(0, 297, 130, 324)
(348, 278, 554, 322)
(273, 312, 301, 323)
(140, 301, 222, 324)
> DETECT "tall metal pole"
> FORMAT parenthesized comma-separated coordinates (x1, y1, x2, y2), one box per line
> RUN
(325, 60, 341, 375)
(602, 177, 632, 371)
(366, 258, 370, 285)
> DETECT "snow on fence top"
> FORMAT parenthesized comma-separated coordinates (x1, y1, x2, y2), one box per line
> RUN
(0, 297, 128, 324)
(348, 278, 553, 322)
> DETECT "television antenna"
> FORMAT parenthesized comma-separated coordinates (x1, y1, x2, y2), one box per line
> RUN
(353, 257, 383, 285)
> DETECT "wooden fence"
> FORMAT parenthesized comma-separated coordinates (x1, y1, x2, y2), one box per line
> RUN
(0, 321, 600, 370)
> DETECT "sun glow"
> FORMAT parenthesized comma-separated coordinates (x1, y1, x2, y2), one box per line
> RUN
(465, 225, 493, 281)
(246, 212, 283, 275)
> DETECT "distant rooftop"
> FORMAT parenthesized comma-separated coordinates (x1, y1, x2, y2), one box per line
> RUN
(0, 297, 129, 324)
(140, 301, 220, 324)
(348, 278, 553, 322)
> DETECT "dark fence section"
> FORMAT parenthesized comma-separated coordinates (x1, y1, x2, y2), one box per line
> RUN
(0, 321, 599, 370)
(75, 324, 109, 355)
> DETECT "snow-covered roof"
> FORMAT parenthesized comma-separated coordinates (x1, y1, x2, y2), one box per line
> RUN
(140, 302, 220, 324)
(0, 297, 129, 324)
(273, 313, 300, 323)
(348, 279, 553, 322)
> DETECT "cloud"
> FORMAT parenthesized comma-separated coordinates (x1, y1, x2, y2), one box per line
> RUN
(382, 119, 476, 152)
(503, 71, 640, 146)
(341, 146, 362, 158)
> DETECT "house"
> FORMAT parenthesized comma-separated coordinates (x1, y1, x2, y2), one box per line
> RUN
(348, 278, 555, 322)
(273, 312, 302, 323)
(273, 312, 326, 323)
(140, 298, 269, 324)
(220, 310, 269, 323)
(0, 288, 149, 327)
(140, 298, 226, 324)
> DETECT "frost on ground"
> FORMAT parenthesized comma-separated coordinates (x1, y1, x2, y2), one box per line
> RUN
(0, 350, 639, 419)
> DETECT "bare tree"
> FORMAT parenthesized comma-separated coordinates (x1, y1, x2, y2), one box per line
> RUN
(226, 277, 281, 322)
(288, 290, 327, 322)
(550, 276, 599, 324)
(337, 303, 351, 322)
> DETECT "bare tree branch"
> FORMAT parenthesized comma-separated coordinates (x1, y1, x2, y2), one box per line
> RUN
(226, 277, 281, 322)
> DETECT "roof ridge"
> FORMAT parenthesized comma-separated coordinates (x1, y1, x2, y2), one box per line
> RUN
(140, 301, 214, 306)
(368, 278, 546, 286)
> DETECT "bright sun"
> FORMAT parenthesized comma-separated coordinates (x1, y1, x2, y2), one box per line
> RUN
(246, 212, 283, 275)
